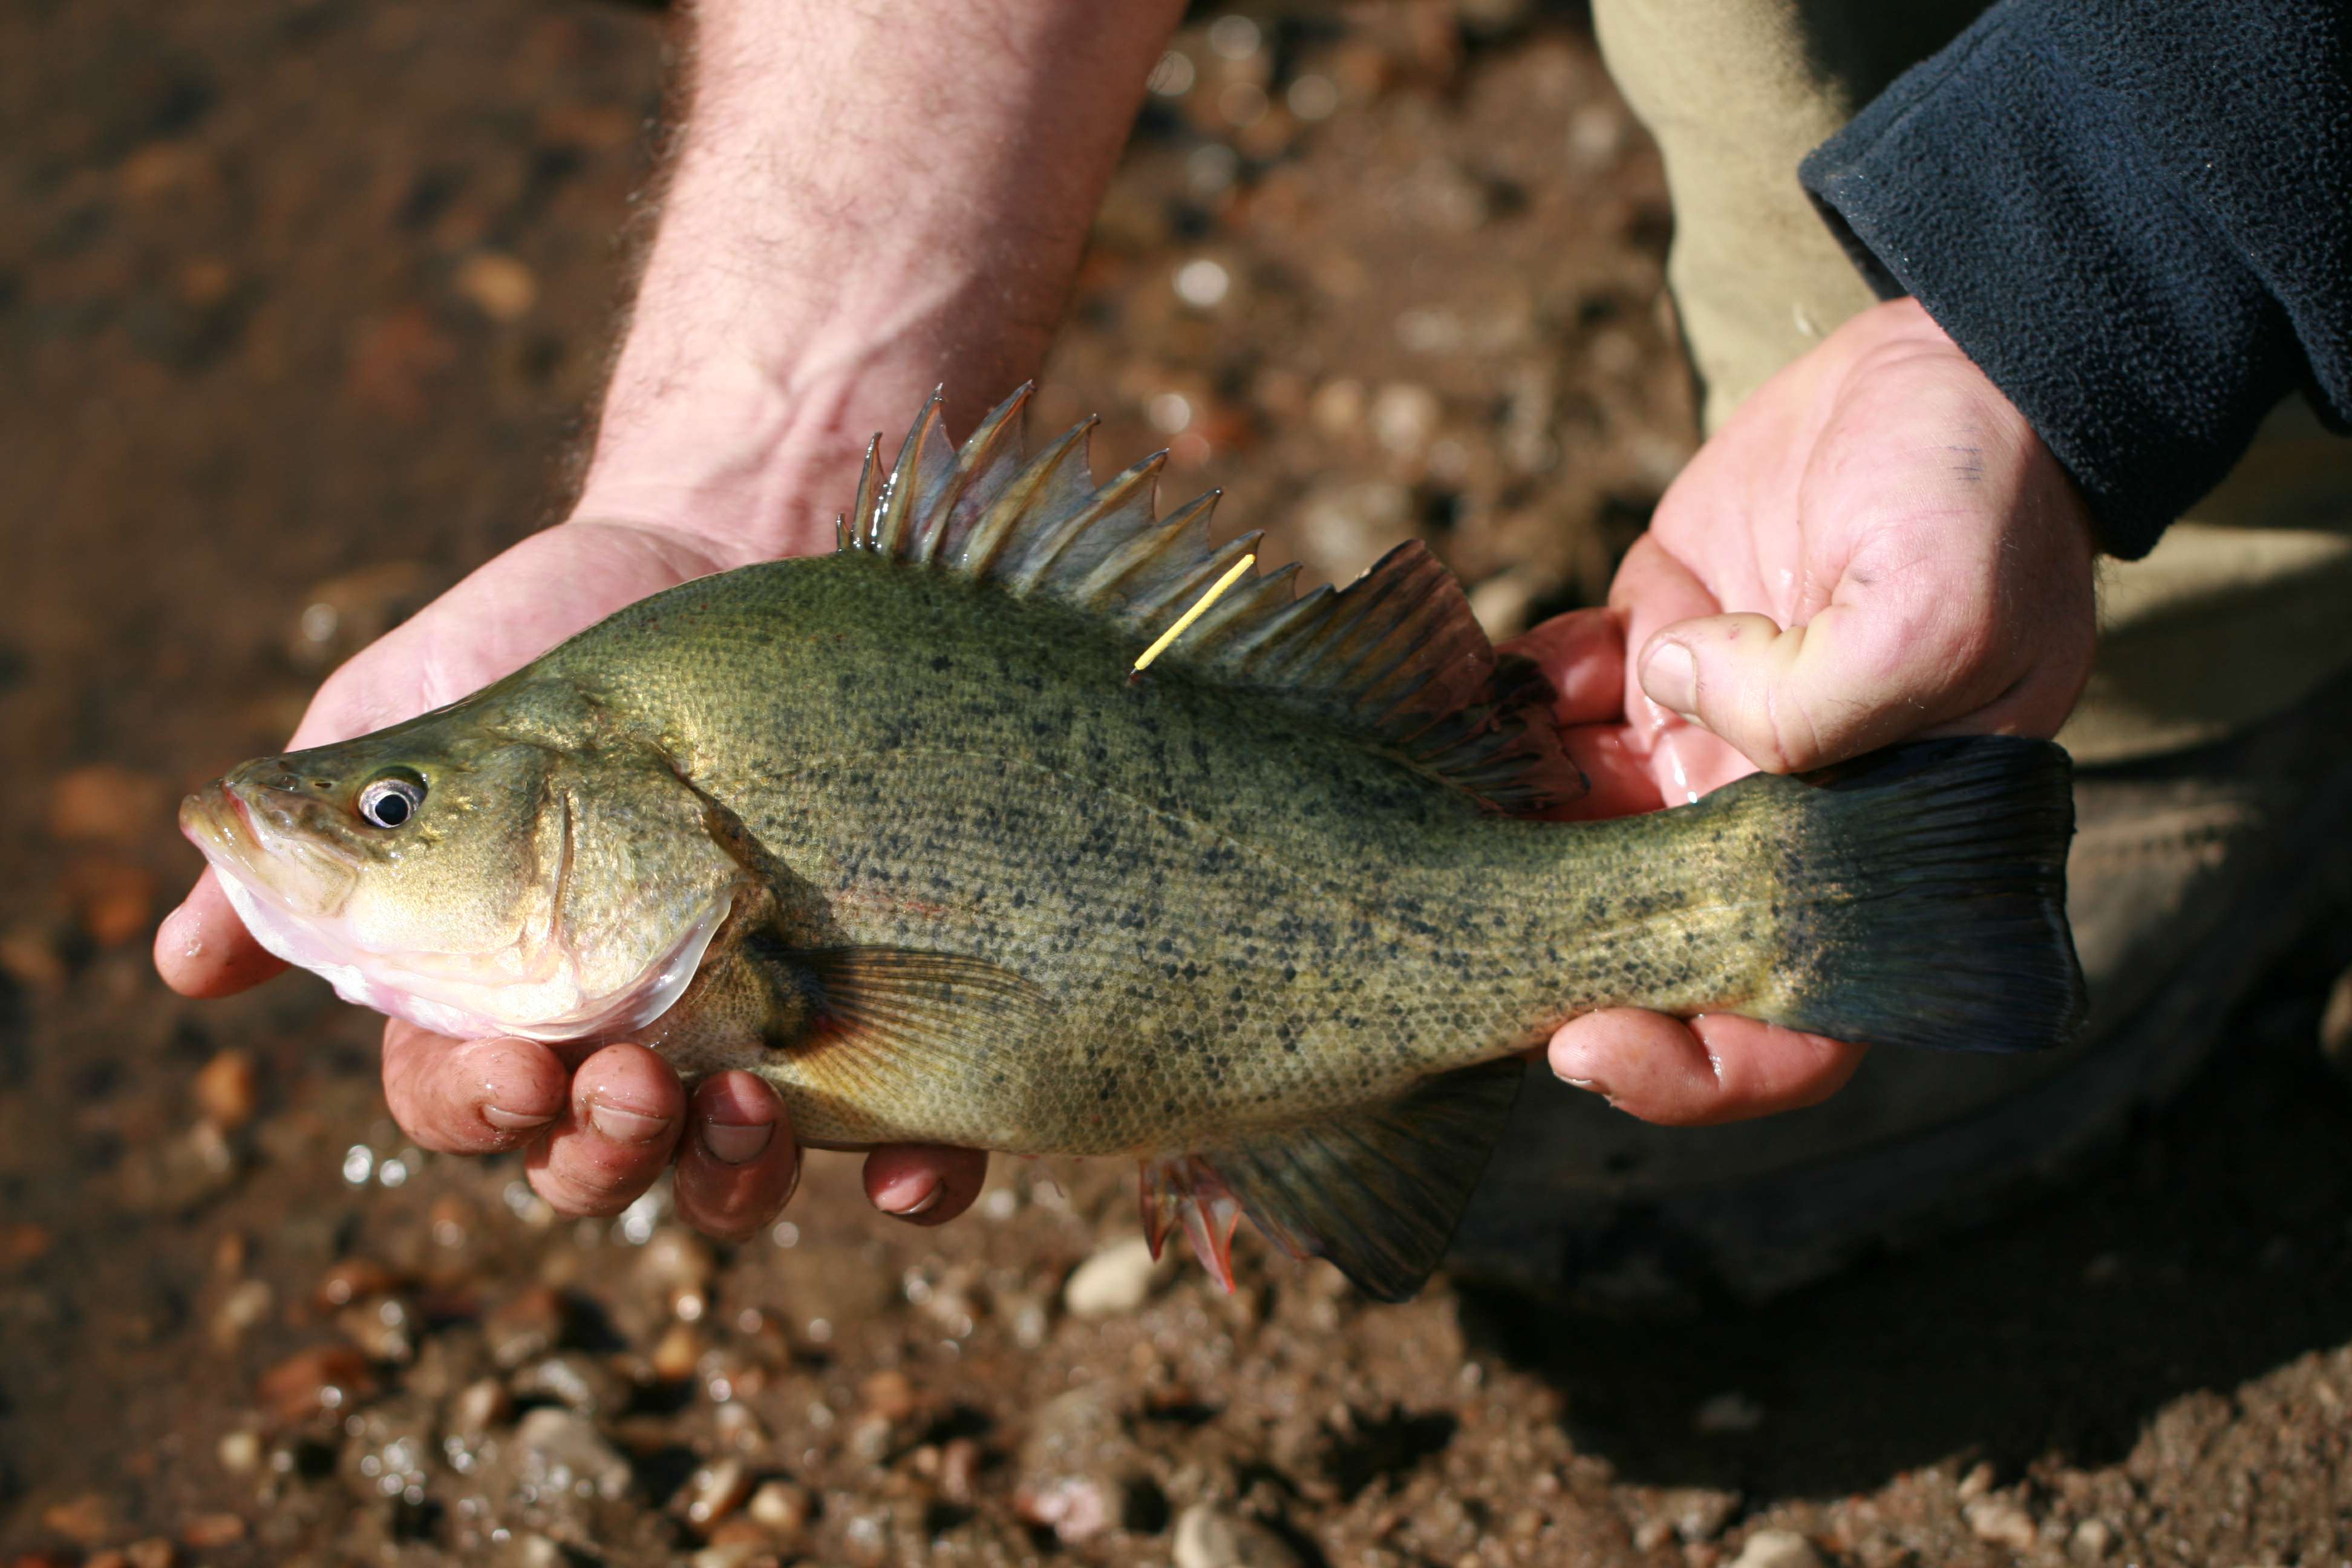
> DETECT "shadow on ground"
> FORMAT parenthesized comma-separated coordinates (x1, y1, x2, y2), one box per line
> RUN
(1462, 935, 2352, 1499)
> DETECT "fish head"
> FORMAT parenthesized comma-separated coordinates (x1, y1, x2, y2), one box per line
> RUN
(182, 710, 744, 1045)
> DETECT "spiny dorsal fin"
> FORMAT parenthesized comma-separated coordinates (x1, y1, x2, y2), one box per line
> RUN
(836, 387, 1584, 812)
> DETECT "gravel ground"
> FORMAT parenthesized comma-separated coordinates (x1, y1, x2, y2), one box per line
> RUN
(4, 2, 2350, 1565)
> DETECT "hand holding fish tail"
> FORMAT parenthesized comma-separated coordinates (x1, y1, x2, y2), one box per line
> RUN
(1508, 298, 2096, 1128)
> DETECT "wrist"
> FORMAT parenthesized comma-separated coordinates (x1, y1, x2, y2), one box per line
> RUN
(569, 350, 924, 563)
(569, 0, 1184, 563)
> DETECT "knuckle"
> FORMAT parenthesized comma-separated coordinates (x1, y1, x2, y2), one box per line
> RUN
(538, 1160, 646, 1216)
(1753, 687, 1817, 773)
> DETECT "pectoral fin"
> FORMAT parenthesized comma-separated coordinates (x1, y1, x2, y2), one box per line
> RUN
(789, 946, 1051, 1074)
(1140, 1057, 1524, 1302)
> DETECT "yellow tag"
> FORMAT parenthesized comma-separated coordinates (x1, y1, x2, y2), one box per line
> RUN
(1131, 554, 1256, 675)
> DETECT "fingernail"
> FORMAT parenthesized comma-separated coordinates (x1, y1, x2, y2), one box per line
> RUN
(1550, 1042, 1611, 1100)
(483, 1103, 558, 1132)
(699, 1119, 774, 1165)
(1641, 639, 1697, 717)
(883, 1179, 942, 1217)
(587, 1100, 673, 1144)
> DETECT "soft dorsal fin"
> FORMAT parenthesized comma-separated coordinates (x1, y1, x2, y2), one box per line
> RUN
(837, 387, 1584, 812)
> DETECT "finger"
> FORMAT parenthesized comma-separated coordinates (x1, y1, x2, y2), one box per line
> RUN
(673, 1072, 802, 1243)
(381, 1022, 567, 1154)
(1606, 534, 1725, 736)
(1635, 594, 2002, 775)
(1543, 725, 1668, 821)
(154, 871, 287, 998)
(863, 1145, 990, 1226)
(1501, 607, 1626, 727)
(1548, 1007, 1867, 1126)
(525, 1042, 687, 1218)
(1600, 537, 1763, 801)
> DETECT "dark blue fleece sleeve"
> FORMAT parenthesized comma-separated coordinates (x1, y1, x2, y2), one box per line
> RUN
(1799, 0, 2352, 558)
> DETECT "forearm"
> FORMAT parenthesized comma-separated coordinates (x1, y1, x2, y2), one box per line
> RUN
(574, 0, 1184, 558)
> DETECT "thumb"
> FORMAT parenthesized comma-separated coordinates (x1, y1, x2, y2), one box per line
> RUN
(1636, 604, 1979, 774)
(155, 869, 288, 998)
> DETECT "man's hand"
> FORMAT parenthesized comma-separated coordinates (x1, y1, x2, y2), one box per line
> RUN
(1509, 297, 2099, 1126)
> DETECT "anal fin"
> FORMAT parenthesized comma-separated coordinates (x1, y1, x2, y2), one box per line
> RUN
(1140, 1058, 1524, 1302)
(1139, 1155, 1243, 1291)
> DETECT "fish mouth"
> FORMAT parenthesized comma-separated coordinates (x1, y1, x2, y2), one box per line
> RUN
(180, 777, 359, 921)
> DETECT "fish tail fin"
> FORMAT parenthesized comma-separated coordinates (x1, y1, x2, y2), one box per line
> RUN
(1141, 1057, 1524, 1302)
(1755, 736, 2086, 1053)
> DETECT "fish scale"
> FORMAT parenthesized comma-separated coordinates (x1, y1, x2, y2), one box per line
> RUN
(181, 385, 2086, 1301)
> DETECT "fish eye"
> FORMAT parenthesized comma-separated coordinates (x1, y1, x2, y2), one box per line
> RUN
(356, 771, 426, 829)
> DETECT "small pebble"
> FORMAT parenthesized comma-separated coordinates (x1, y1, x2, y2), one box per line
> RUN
(713, 1400, 770, 1452)
(284, 563, 437, 671)
(119, 1120, 238, 1214)
(939, 1436, 981, 1505)
(1294, 478, 1416, 583)
(313, 1258, 401, 1309)
(47, 765, 167, 845)
(38, 1495, 110, 1546)
(2069, 1517, 2115, 1561)
(0, 921, 68, 996)
(1014, 1475, 1119, 1546)
(1466, 569, 1545, 641)
(1726, 1529, 1821, 1568)
(190, 1050, 258, 1129)
(746, 1479, 812, 1541)
(1063, 1235, 1171, 1318)
(1174, 258, 1232, 309)
(1693, 1393, 1765, 1435)
(485, 1287, 570, 1368)
(448, 1377, 511, 1436)
(510, 1352, 627, 1417)
(681, 1457, 752, 1532)
(649, 1321, 704, 1382)
(1172, 1503, 1302, 1568)
(208, 1279, 272, 1349)
(256, 1344, 379, 1423)
(1307, 377, 1365, 440)
(71, 857, 155, 947)
(1664, 1488, 1739, 1542)
(511, 1407, 633, 1501)
(497, 1534, 566, 1568)
(453, 252, 538, 321)
(1369, 382, 1442, 456)
(1967, 1498, 2039, 1550)
(689, 1535, 773, 1568)
(841, 1510, 889, 1567)
(336, 1296, 416, 1364)
(215, 1431, 262, 1475)
(849, 1414, 894, 1465)
(859, 1368, 920, 1423)
(178, 1514, 245, 1550)
(639, 1227, 716, 1318)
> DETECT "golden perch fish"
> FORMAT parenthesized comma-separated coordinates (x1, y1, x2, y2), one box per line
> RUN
(181, 388, 2085, 1300)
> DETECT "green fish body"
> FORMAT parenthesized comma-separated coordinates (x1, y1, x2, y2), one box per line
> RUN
(183, 390, 2085, 1299)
